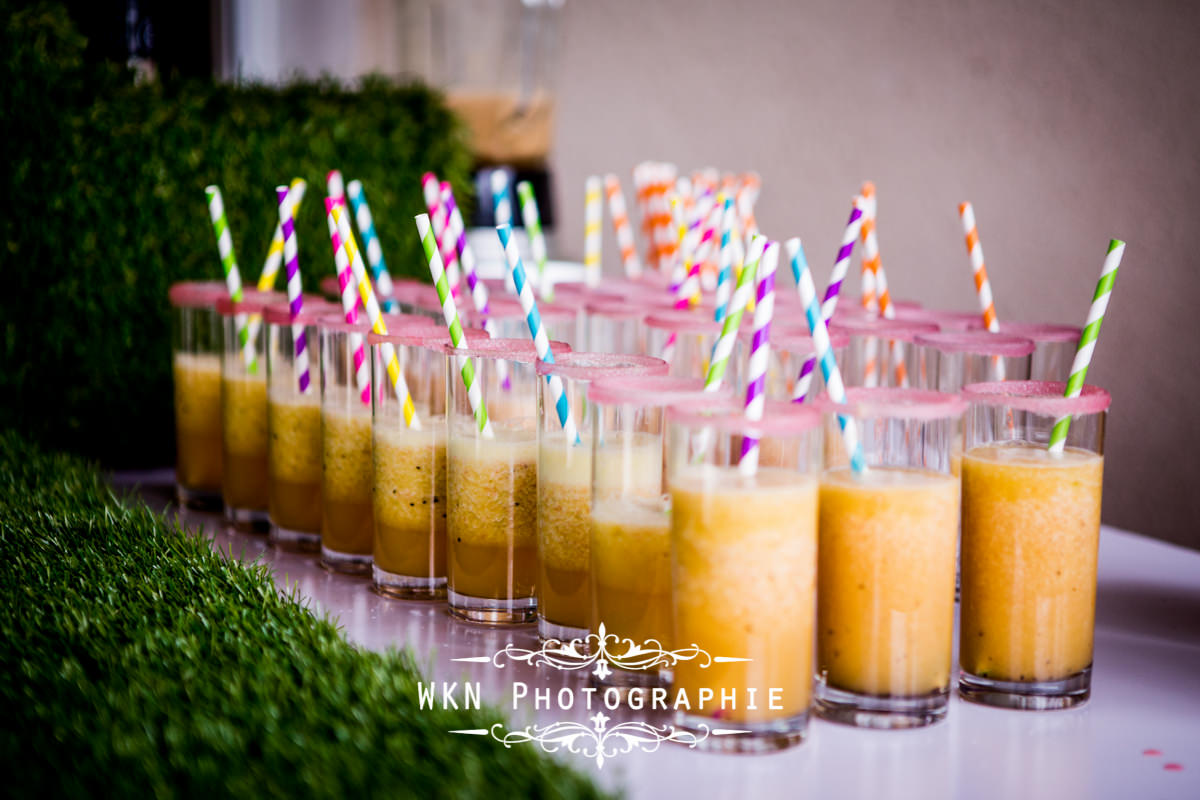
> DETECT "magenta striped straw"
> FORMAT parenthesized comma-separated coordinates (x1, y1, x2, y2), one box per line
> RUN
(422, 173, 462, 299)
(277, 186, 310, 393)
(793, 200, 865, 403)
(738, 240, 781, 475)
(325, 197, 371, 406)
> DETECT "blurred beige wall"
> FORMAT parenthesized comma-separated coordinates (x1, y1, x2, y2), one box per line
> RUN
(548, 0, 1200, 549)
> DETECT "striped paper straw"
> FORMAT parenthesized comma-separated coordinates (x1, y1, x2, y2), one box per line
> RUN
(959, 202, 999, 332)
(417, 213, 491, 436)
(346, 179, 397, 312)
(584, 175, 603, 288)
(258, 178, 306, 291)
(675, 202, 720, 308)
(324, 199, 371, 406)
(604, 174, 642, 279)
(443, 184, 511, 390)
(652, 165, 678, 271)
(704, 234, 764, 391)
(737, 240, 780, 475)
(793, 199, 865, 402)
(516, 181, 551, 300)
(787, 237, 866, 473)
(331, 201, 419, 427)
(736, 186, 759, 252)
(422, 173, 462, 300)
(667, 195, 688, 294)
(491, 169, 513, 226)
(497, 223, 579, 444)
(713, 195, 737, 323)
(205, 185, 255, 371)
(859, 188, 908, 385)
(276, 186, 310, 394)
(1048, 239, 1124, 453)
(327, 170, 345, 205)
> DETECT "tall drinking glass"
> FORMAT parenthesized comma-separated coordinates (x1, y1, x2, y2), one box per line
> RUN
(170, 281, 227, 509)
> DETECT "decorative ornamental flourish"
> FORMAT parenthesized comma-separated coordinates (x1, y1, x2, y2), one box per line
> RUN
(452, 622, 749, 681)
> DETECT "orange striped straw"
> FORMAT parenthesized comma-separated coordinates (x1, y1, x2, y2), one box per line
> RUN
(959, 202, 999, 332)
(859, 184, 907, 385)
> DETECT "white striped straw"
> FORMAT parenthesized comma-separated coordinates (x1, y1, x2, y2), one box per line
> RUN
(737, 240, 779, 476)
(584, 175, 603, 288)
(604, 174, 642, 279)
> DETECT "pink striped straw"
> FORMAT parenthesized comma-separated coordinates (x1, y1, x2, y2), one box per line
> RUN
(738, 240, 780, 474)
(324, 197, 371, 406)
(793, 199, 865, 403)
(276, 186, 309, 394)
(325, 170, 361, 313)
(421, 173, 462, 299)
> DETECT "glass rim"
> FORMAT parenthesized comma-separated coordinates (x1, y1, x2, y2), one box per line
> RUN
(966, 319, 1083, 343)
(367, 326, 488, 348)
(961, 380, 1112, 415)
(587, 375, 725, 406)
(464, 296, 577, 323)
(168, 280, 227, 308)
(913, 330, 1036, 357)
(644, 309, 723, 335)
(741, 326, 850, 351)
(216, 290, 286, 316)
(535, 352, 668, 380)
(315, 312, 372, 334)
(263, 296, 339, 326)
(584, 300, 652, 319)
(668, 398, 821, 434)
(440, 337, 570, 363)
(812, 387, 968, 419)
(829, 317, 940, 342)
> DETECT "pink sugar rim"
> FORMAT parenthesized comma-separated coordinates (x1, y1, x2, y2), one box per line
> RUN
(913, 330, 1036, 357)
(216, 290, 286, 316)
(168, 280, 228, 308)
(584, 301, 652, 319)
(536, 352, 669, 380)
(442, 337, 571, 363)
(966, 320, 1083, 343)
(262, 296, 339, 326)
(669, 398, 821, 434)
(961, 380, 1111, 415)
(738, 326, 849, 351)
(587, 376, 727, 406)
(468, 298, 577, 323)
(367, 326, 489, 348)
(315, 312, 372, 334)
(843, 296, 922, 311)
(812, 387, 968, 419)
(829, 317, 940, 342)
(644, 310, 723, 335)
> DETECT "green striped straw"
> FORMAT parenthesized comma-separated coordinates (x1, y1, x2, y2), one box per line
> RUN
(205, 185, 255, 372)
(1048, 239, 1125, 453)
(516, 181, 550, 300)
(416, 213, 493, 438)
(703, 235, 765, 391)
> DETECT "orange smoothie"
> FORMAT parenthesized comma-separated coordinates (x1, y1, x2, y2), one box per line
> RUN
(671, 468, 819, 724)
(174, 352, 223, 493)
(373, 422, 448, 582)
(818, 467, 959, 699)
(960, 443, 1103, 683)
(267, 391, 322, 534)
(539, 433, 662, 632)
(447, 429, 538, 601)
(321, 406, 374, 557)
(221, 369, 269, 512)
(590, 500, 672, 650)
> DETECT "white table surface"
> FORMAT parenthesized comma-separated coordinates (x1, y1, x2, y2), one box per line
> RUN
(118, 471, 1200, 799)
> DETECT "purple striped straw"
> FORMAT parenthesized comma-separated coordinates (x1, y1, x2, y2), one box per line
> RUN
(277, 187, 310, 393)
(325, 198, 371, 406)
(793, 200, 866, 403)
(738, 240, 780, 474)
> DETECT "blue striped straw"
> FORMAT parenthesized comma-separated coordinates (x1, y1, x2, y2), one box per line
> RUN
(496, 223, 580, 444)
(787, 237, 866, 474)
(491, 169, 513, 226)
(346, 180, 396, 312)
(713, 195, 736, 323)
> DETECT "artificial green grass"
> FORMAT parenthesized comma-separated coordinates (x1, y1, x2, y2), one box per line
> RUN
(0, 432, 608, 799)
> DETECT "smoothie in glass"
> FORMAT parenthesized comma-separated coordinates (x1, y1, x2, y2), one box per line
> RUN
(267, 390, 322, 542)
(590, 499, 672, 648)
(447, 428, 539, 605)
(175, 352, 223, 494)
(818, 467, 960, 699)
(960, 443, 1103, 684)
(321, 405, 374, 568)
(221, 369, 269, 516)
(373, 422, 448, 595)
(671, 467, 819, 725)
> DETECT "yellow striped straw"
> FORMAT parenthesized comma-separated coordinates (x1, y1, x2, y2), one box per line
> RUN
(258, 178, 306, 291)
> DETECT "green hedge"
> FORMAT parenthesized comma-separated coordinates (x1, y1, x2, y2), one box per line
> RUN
(0, 431, 606, 798)
(0, 3, 472, 467)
